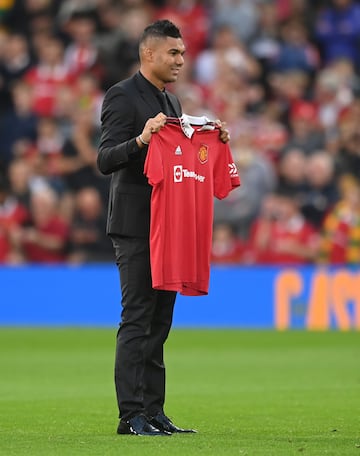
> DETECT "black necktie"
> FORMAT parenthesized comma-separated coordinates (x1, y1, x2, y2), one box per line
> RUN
(158, 91, 171, 116)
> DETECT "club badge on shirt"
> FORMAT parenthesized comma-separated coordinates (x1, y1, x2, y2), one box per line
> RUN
(198, 144, 208, 164)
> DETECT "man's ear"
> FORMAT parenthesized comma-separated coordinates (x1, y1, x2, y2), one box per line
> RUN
(143, 47, 153, 62)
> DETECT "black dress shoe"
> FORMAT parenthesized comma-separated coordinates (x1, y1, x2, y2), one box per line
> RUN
(117, 414, 171, 436)
(150, 413, 197, 434)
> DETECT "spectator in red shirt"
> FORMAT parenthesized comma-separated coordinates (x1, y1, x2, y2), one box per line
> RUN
(11, 186, 69, 263)
(24, 35, 74, 117)
(211, 222, 245, 264)
(247, 190, 319, 265)
(61, 11, 103, 80)
(0, 174, 29, 263)
(155, 0, 209, 60)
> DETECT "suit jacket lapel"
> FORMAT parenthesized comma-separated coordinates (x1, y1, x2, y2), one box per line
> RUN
(134, 72, 164, 114)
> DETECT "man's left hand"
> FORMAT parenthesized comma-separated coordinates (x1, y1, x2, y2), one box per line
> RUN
(216, 120, 231, 143)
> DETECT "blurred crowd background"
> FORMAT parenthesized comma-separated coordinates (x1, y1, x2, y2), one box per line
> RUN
(1, 0, 360, 266)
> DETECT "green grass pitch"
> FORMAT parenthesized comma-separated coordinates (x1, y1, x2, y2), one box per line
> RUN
(0, 328, 359, 455)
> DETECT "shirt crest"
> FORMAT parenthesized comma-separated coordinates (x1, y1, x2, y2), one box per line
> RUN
(198, 144, 208, 164)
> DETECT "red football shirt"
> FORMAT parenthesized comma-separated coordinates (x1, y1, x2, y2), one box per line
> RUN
(144, 121, 240, 296)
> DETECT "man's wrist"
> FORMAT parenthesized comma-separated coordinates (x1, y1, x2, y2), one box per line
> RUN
(137, 134, 149, 146)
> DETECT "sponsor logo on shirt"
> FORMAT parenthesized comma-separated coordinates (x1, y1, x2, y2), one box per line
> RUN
(174, 165, 183, 182)
(173, 165, 205, 183)
(175, 145, 182, 155)
(198, 144, 208, 164)
(228, 162, 239, 178)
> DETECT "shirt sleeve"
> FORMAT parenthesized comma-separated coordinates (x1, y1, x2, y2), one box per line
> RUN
(144, 134, 164, 186)
(214, 142, 241, 199)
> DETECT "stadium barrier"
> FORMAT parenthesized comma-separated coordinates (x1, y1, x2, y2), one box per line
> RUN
(0, 265, 359, 330)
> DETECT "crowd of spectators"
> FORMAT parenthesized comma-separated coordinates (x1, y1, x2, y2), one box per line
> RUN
(1, 0, 360, 266)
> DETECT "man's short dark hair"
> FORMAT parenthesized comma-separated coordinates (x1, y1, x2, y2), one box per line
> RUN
(140, 19, 182, 44)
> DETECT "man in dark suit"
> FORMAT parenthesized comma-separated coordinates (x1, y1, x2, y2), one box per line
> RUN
(97, 19, 229, 436)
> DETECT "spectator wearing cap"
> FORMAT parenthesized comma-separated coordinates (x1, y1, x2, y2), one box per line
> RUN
(282, 100, 325, 155)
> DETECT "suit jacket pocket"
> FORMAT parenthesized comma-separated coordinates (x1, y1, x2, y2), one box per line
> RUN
(107, 183, 152, 238)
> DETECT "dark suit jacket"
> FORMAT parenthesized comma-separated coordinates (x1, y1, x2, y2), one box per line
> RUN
(97, 72, 182, 238)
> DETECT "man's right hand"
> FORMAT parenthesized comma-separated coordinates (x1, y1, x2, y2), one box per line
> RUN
(141, 113, 167, 144)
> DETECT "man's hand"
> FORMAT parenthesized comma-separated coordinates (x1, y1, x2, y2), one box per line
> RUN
(215, 119, 231, 143)
(139, 113, 167, 146)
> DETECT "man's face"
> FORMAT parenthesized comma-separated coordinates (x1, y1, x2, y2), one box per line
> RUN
(148, 36, 185, 86)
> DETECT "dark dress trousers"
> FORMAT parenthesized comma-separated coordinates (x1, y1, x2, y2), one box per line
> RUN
(97, 71, 182, 420)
